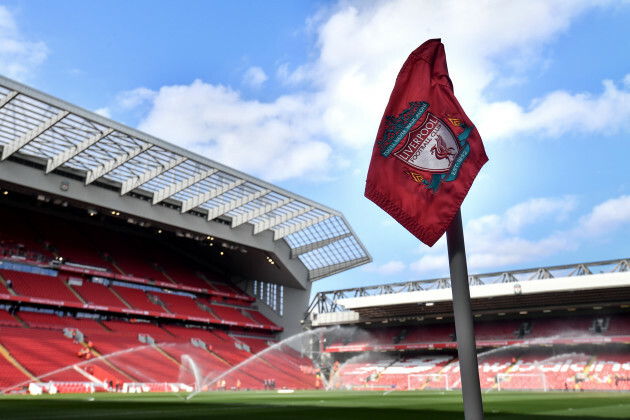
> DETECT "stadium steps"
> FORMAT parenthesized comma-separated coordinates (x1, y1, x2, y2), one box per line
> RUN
(161, 326, 176, 337)
(195, 300, 216, 317)
(584, 354, 598, 375)
(64, 282, 87, 304)
(205, 348, 273, 388)
(152, 344, 184, 369)
(244, 349, 275, 369)
(254, 351, 318, 389)
(506, 357, 522, 373)
(195, 271, 216, 289)
(206, 347, 270, 386)
(0, 341, 37, 381)
(242, 311, 261, 326)
(0, 309, 24, 327)
(10, 313, 28, 328)
(196, 300, 220, 320)
(146, 292, 170, 313)
(85, 344, 138, 382)
(152, 265, 179, 285)
(194, 345, 267, 387)
(0, 272, 17, 296)
(110, 260, 126, 276)
(207, 348, 233, 367)
(107, 287, 134, 310)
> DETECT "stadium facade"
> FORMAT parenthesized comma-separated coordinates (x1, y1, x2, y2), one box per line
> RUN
(0, 75, 371, 339)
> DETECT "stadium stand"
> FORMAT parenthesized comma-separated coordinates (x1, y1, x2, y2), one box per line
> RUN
(0, 308, 20, 327)
(1, 75, 628, 396)
(1, 269, 83, 304)
(244, 309, 277, 328)
(203, 302, 258, 326)
(27, 213, 115, 271)
(108, 285, 169, 313)
(67, 278, 128, 309)
(0, 327, 87, 383)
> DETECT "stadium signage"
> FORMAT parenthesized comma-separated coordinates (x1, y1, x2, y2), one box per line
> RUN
(0, 293, 281, 331)
(323, 337, 627, 353)
(58, 264, 254, 302)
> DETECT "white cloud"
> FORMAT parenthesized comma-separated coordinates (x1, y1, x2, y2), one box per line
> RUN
(409, 254, 448, 274)
(364, 260, 406, 276)
(124, 0, 622, 182)
(295, 0, 600, 149)
(243, 66, 268, 87)
(116, 87, 157, 110)
(136, 80, 332, 181)
(576, 195, 630, 237)
(477, 78, 630, 141)
(0, 6, 47, 81)
(503, 196, 576, 234)
(94, 107, 111, 118)
(409, 194, 630, 276)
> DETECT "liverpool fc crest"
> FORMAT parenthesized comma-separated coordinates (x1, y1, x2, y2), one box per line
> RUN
(380, 102, 473, 193)
(394, 112, 460, 174)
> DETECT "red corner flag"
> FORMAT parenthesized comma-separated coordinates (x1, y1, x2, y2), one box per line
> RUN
(365, 39, 488, 247)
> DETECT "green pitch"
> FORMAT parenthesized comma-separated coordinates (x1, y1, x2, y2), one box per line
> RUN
(0, 390, 628, 419)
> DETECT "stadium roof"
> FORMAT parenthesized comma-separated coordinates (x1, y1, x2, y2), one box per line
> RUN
(0, 75, 371, 282)
(307, 258, 630, 325)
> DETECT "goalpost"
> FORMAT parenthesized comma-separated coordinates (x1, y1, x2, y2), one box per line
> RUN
(496, 373, 547, 392)
(407, 374, 450, 391)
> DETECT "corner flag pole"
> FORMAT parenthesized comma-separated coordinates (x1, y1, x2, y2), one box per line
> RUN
(446, 209, 484, 420)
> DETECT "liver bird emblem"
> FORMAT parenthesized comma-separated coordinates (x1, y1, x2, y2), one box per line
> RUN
(430, 134, 456, 164)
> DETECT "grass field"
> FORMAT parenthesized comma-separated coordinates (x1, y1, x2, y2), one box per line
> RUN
(0, 390, 628, 420)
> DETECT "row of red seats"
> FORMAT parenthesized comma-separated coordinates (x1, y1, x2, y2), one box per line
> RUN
(327, 315, 630, 350)
(0, 313, 315, 392)
(1, 267, 271, 328)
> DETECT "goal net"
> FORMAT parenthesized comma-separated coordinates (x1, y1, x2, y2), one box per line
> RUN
(407, 374, 450, 391)
(496, 373, 547, 391)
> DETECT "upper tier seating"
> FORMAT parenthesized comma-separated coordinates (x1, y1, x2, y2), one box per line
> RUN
(83, 227, 167, 281)
(110, 285, 167, 313)
(0, 206, 53, 262)
(17, 311, 104, 332)
(527, 317, 595, 338)
(1, 269, 82, 304)
(474, 320, 522, 340)
(203, 301, 255, 325)
(604, 315, 630, 336)
(67, 278, 128, 308)
(28, 215, 114, 270)
(244, 310, 276, 328)
(401, 324, 454, 344)
(151, 291, 214, 319)
(100, 320, 172, 340)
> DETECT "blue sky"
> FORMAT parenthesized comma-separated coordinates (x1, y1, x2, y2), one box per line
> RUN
(1, 0, 629, 298)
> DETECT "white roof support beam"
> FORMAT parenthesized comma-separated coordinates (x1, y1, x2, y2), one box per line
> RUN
(46, 128, 114, 174)
(120, 155, 187, 195)
(1, 110, 69, 160)
(253, 205, 313, 235)
(152, 168, 218, 205)
(231, 196, 292, 228)
(85, 143, 152, 185)
(180, 178, 245, 213)
(290, 233, 352, 258)
(0, 91, 18, 110)
(206, 188, 269, 221)
(273, 213, 333, 241)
